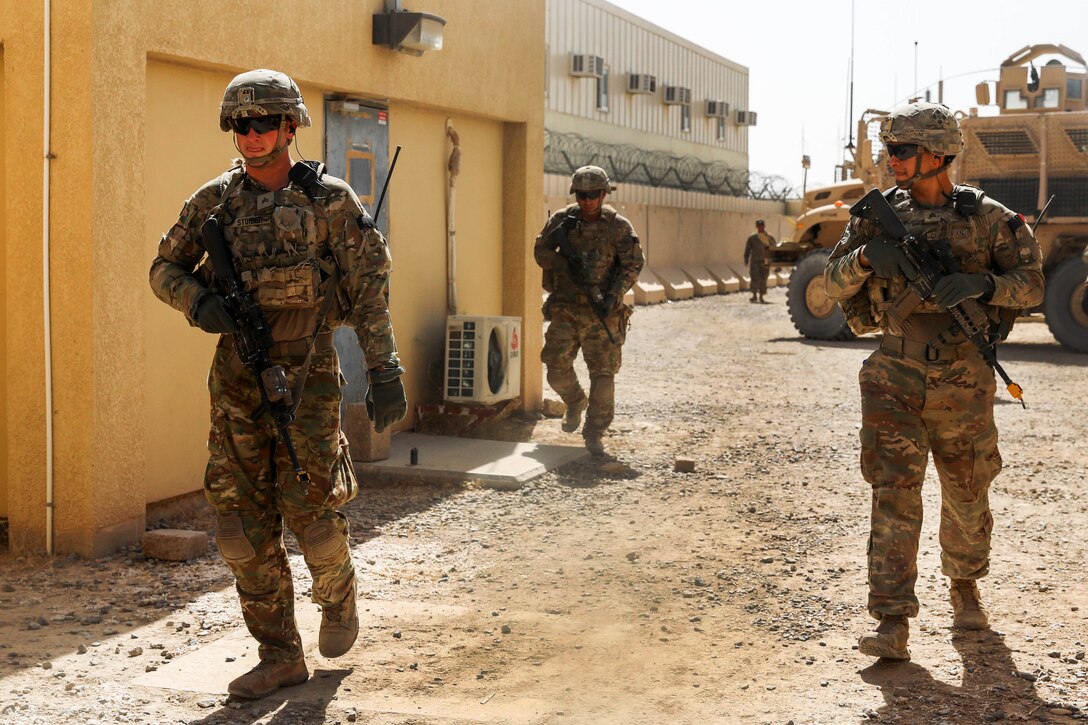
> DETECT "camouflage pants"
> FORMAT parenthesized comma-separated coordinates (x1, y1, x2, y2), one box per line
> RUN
(859, 348, 1001, 619)
(204, 344, 359, 663)
(541, 303, 625, 439)
(749, 263, 769, 296)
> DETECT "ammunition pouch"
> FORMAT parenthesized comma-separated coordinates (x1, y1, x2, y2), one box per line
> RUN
(239, 261, 321, 309)
(840, 286, 879, 335)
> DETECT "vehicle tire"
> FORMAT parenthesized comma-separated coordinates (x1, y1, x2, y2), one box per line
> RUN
(1043, 256, 1088, 353)
(786, 250, 855, 340)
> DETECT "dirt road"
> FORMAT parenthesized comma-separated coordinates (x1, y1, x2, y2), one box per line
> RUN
(1, 288, 1086, 724)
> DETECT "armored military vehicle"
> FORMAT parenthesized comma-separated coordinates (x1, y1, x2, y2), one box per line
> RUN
(784, 44, 1088, 352)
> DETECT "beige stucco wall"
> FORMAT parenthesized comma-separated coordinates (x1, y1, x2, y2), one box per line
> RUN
(2, 0, 545, 555)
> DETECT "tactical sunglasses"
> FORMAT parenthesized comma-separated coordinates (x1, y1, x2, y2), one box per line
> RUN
(230, 115, 284, 135)
(886, 143, 922, 161)
(575, 190, 603, 200)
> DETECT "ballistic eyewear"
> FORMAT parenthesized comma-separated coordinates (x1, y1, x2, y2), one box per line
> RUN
(230, 116, 284, 135)
(886, 143, 921, 161)
(575, 190, 603, 201)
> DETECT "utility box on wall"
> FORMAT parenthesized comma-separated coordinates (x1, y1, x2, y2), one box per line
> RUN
(444, 316, 522, 404)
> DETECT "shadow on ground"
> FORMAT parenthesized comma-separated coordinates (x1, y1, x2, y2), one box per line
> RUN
(0, 479, 468, 680)
(860, 629, 1076, 723)
(186, 668, 351, 725)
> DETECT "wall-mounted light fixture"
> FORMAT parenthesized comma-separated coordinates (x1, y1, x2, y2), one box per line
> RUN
(373, 0, 447, 56)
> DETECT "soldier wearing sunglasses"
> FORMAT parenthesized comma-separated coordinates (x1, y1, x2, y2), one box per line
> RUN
(823, 102, 1043, 661)
(534, 166, 644, 458)
(149, 69, 407, 698)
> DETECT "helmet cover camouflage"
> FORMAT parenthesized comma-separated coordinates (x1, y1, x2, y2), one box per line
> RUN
(879, 102, 963, 156)
(219, 69, 312, 132)
(569, 165, 615, 194)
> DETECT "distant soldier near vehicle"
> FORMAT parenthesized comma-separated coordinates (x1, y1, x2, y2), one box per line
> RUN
(823, 102, 1043, 661)
(744, 219, 774, 303)
(149, 69, 407, 698)
(534, 165, 644, 458)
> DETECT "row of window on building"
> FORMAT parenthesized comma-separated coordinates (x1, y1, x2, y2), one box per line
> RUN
(570, 53, 757, 139)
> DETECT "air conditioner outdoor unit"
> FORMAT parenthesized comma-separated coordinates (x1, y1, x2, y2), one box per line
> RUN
(736, 110, 758, 126)
(570, 54, 605, 78)
(706, 100, 730, 118)
(627, 73, 656, 94)
(663, 86, 692, 105)
(444, 315, 522, 404)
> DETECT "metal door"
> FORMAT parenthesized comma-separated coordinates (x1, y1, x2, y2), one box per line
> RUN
(324, 99, 391, 407)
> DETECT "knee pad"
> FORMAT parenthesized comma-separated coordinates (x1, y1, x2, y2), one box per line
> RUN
(216, 514, 257, 564)
(301, 517, 348, 566)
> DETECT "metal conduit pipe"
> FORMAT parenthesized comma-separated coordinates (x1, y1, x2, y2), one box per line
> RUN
(42, 0, 55, 554)
(445, 119, 461, 316)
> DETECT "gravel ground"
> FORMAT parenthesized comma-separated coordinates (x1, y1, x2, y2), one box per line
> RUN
(1, 287, 1086, 724)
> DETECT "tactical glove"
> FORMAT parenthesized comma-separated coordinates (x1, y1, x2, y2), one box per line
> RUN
(366, 377, 407, 433)
(862, 238, 910, 278)
(932, 273, 990, 309)
(194, 294, 238, 334)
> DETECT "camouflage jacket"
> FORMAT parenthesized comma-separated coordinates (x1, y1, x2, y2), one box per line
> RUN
(534, 203, 644, 307)
(824, 186, 1044, 338)
(744, 232, 774, 266)
(149, 165, 401, 372)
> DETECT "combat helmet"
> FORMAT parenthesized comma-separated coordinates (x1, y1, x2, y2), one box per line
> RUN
(569, 165, 616, 194)
(879, 102, 963, 157)
(219, 69, 311, 132)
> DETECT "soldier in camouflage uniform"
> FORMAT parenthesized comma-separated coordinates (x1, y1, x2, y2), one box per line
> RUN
(535, 166, 644, 458)
(744, 219, 774, 303)
(823, 102, 1043, 660)
(149, 70, 407, 698)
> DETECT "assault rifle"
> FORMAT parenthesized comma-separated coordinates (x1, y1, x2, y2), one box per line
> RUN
(549, 213, 618, 344)
(201, 215, 312, 484)
(850, 188, 1026, 408)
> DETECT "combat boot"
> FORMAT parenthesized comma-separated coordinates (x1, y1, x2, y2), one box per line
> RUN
(749, 295, 758, 303)
(228, 658, 309, 699)
(950, 578, 990, 630)
(857, 615, 910, 660)
(561, 396, 588, 433)
(584, 435, 614, 459)
(319, 587, 359, 658)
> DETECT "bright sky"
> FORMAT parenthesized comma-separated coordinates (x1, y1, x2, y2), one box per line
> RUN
(607, 0, 1088, 195)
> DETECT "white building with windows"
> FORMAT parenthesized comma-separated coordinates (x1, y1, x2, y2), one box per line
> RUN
(544, 0, 789, 299)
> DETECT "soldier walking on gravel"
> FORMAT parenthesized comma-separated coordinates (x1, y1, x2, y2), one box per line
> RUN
(744, 219, 774, 303)
(534, 166, 644, 458)
(149, 70, 407, 698)
(823, 102, 1043, 661)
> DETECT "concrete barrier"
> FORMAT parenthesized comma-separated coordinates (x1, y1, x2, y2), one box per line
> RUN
(633, 267, 667, 305)
(654, 267, 695, 300)
(705, 262, 741, 294)
(681, 265, 720, 296)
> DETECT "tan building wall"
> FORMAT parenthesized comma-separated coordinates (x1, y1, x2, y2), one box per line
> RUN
(0, 43, 6, 522)
(2, 0, 545, 555)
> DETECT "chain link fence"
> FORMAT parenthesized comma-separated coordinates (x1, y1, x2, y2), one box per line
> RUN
(545, 130, 794, 201)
